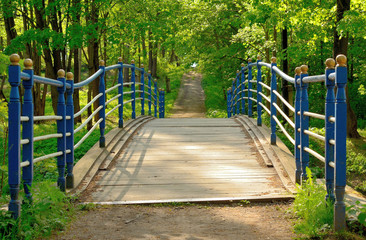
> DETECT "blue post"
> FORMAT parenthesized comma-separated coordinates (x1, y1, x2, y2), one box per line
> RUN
(232, 79, 235, 116)
(256, 57, 262, 126)
(65, 72, 74, 188)
(162, 89, 165, 118)
(99, 60, 106, 148)
(241, 63, 246, 114)
(148, 71, 152, 115)
(334, 55, 347, 232)
(141, 65, 145, 115)
(131, 60, 136, 119)
(325, 58, 336, 202)
(300, 65, 309, 180)
(248, 58, 253, 117)
(7, 55, 21, 218)
(236, 70, 240, 115)
(227, 88, 230, 118)
(22, 59, 34, 201)
(56, 69, 67, 192)
(118, 57, 124, 128)
(294, 67, 302, 184)
(158, 89, 162, 118)
(270, 57, 277, 145)
(154, 79, 158, 118)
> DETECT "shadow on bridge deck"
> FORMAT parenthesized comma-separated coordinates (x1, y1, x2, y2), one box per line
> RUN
(72, 116, 296, 204)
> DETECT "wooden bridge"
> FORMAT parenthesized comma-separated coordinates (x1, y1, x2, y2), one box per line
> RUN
(76, 116, 295, 204)
(6, 53, 358, 232)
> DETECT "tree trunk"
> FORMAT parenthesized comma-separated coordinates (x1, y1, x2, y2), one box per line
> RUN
(333, 0, 360, 138)
(152, 41, 158, 77)
(73, 48, 81, 123)
(165, 77, 171, 93)
(148, 30, 153, 73)
(281, 27, 291, 119)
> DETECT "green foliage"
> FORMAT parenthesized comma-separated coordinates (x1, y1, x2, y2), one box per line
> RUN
(201, 73, 228, 118)
(292, 168, 334, 238)
(0, 182, 75, 239)
(347, 201, 366, 229)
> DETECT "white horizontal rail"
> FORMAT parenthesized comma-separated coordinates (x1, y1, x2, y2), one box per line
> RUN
(329, 139, 335, 145)
(74, 93, 103, 118)
(304, 147, 325, 163)
(34, 151, 63, 164)
(21, 139, 29, 145)
(20, 161, 30, 167)
(74, 118, 103, 150)
(329, 116, 335, 123)
(259, 82, 271, 91)
(136, 97, 143, 100)
(249, 97, 257, 103)
(74, 106, 103, 134)
(258, 102, 270, 115)
(123, 91, 134, 95)
(105, 83, 121, 94)
(272, 90, 295, 113)
(329, 161, 335, 168)
(105, 94, 121, 106)
(34, 133, 63, 142)
(272, 66, 295, 84)
(272, 115, 295, 145)
(123, 82, 134, 86)
(123, 99, 134, 105)
(258, 92, 270, 103)
(272, 102, 295, 129)
(303, 111, 325, 120)
(105, 104, 121, 118)
(249, 89, 257, 94)
(34, 115, 62, 121)
(304, 130, 325, 142)
(21, 116, 29, 122)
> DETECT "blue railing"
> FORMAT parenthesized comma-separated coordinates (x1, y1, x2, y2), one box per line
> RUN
(227, 55, 348, 231)
(7, 54, 165, 219)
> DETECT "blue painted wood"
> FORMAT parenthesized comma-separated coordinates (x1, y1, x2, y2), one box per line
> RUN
(148, 72, 152, 115)
(56, 71, 67, 192)
(118, 60, 124, 128)
(334, 56, 347, 232)
(141, 66, 145, 115)
(241, 64, 246, 114)
(270, 60, 277, 145)
(294, 69, 302, 184)
(162, 90, 165, 118)
(8, 57, 21, 218)
(22, 64, 34, 201)
(131, 62, 136, 119)
(99, 64, 106, 148)
(154, 80, 158, 118)
(236, 71, 240, 115)
(158, 89, 162, 118)
(325, 60, 335, 202)
(299, 66, 309, 180)
(66, 73, 74, 189)
(227, 89, 230, 117)
(256, 59, 262, 126)
(248, 60, 253, 117)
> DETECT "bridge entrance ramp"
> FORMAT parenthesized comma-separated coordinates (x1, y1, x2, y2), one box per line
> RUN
(81, 118, 294, 204)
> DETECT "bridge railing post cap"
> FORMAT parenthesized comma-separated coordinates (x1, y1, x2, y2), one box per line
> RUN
(10, 54, 20, 65)
(325, 58, 335, 69)
(99, 60, 105, 66)
(236, 70, 240, 73)
(336, 54, 347, 67)
(257, 55, 261, 60)
(118, 57, 122, 62)
(141, 64, 144, 68)
(66, 72, 74, 80)
(131, 60, 135, 64)
(154, 79, 157, 82)
(241, 63, 245, 67)
(148, 70, 151, 74)
(57, 69, 66, 78)
(248, 58, 252, 63)
(295, 67, 301, 76)
(300, 65, 308, 74)
(24, 58, 33, 69)
(271, 57, 276, 63)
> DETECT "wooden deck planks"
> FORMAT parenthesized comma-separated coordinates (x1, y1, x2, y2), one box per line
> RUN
(87, 118, 291, 203)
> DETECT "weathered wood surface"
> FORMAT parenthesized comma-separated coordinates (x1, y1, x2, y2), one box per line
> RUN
(84, 118, 292, 203)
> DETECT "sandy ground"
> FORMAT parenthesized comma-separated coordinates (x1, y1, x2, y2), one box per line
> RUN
(51, 72, 297, 240)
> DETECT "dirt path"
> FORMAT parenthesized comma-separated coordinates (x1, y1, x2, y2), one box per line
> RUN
(52, 72, 297, 239)
(170, 72, 206, 118)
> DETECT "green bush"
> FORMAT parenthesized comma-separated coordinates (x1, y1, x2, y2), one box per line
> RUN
(292, 168, 334, 238)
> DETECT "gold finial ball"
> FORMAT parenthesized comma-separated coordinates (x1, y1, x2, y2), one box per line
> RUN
(66, 72, 74, 80)
(295, 67, 301, 75)
(301, 65, 308, 74)
(141, 64, 144, 68)
(257, 55, 262, 60)
(24, 59, 33, 69)
(236, 70, 240, 73)
(336, 54, 347, 67)
(131, 60, 135, 64)
(241, 63, 245, 67)
(154, 79, 157, 82)
(99, 60, 105, 66)
(271, 57, 276, 63)
(248, 58, 252, 63)
(118, 57, 122, 62)
(10, 54, 20, 65)
(148, 70, 151, 74)
(57, 69, 65, 78)
(325, 58, 335, 69)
